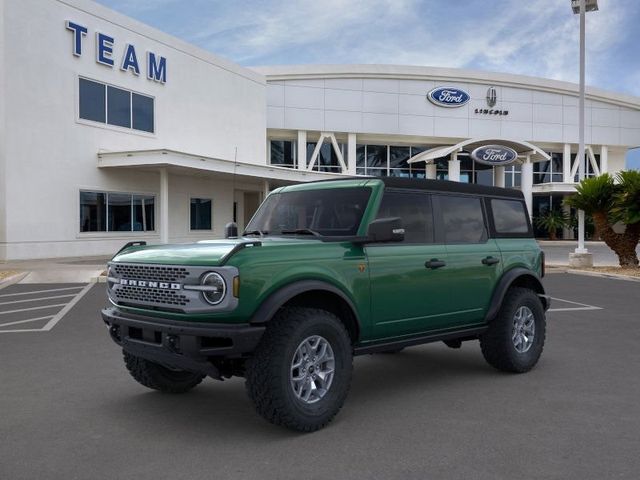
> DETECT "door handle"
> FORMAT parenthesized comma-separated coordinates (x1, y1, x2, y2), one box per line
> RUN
(482, 256, 500, 266)
(425, 259, 446, 269)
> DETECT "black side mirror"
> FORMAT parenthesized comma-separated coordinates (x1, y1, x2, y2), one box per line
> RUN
(224, 222, 238, 239)
(366, 217, 405, 243)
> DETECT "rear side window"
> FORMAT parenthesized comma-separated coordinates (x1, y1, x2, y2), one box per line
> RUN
(491, 199, 530, 235)
(376, 191, 434, 243)
(438, 196, 487, 244)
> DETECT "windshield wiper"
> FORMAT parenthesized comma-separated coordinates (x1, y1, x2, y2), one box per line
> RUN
(280, 228, 323, 238)
(243, 229, 268, 237)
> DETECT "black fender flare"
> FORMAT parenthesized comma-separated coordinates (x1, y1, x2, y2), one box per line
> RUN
(249, 280, 361, 332)
(485, 268, 549, 323)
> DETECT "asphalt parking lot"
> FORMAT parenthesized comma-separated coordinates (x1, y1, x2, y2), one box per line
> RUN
(1, 273, 639, 480)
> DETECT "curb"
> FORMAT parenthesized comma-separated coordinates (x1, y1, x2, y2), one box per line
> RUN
(0, 272, 29, 290)
(566, 269, 640, 283)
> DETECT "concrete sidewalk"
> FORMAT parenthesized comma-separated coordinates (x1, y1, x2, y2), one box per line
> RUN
(0, 256, 109, 284)
(538, 240, 640, 266)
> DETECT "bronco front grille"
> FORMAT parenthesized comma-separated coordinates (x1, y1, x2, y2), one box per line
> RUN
(114, 285, 190, 307)
(113, 264, 190, 283)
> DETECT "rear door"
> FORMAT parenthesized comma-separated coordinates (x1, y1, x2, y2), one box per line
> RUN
(433, 194, 502, 326)
(366, 190, 452, 339)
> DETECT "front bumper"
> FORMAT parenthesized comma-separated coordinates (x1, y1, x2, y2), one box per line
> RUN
(102, 307, 265, 378)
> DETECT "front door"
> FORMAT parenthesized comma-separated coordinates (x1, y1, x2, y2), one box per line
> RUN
(366, 190, 453, 339)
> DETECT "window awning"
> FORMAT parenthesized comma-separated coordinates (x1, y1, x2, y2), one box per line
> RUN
(407, 138, 551, 164)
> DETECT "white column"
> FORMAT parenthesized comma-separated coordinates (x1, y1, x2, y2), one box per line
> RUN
(563, 143, 573, 183)
(600, 145, 608, 174)
(263, 180, 270, 201)
(160, 168, 169, 244)
(347, 133, 357, 175)
(448, 152, 460, 182)
(297, 130, 307, 170)
(426, 163, 437, 179)
(494, 166, 505, 188)
(521, 157, 534, 217)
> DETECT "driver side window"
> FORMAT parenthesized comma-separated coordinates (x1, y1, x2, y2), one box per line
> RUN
(376, 191, 434, 244)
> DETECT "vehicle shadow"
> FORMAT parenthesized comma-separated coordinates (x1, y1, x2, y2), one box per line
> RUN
(102, 344, 500, 438)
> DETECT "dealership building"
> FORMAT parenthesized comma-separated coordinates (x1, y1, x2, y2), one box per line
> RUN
(1, 0, 640, 261)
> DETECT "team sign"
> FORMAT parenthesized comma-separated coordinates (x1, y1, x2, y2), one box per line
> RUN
(66, 21, 167, 84)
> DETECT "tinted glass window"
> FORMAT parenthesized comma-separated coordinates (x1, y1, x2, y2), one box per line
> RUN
(376, 191, 433, 243)
(107, 86, 131, 128)
(492, 199, 529, 234)
(190, 198, 212, 230)
(246, 187, 371, 237)
(270, 140, 296, 168)
(80, 191, 106, 232)
(108, 193, 132, 231)
(439, 195, 487, 244)
(79, 79, 106, 123)
(132, 93, 154, 133)
(133, 195, 155, 231)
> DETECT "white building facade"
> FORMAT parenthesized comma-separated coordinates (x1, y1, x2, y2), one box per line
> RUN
(1, 0, 639, 260)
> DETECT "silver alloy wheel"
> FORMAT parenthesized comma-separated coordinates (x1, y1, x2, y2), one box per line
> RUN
(512, 305, 535, 353)
(290, 335, 335, 404)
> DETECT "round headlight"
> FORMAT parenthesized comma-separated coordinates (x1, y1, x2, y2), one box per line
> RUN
(201, 272, 226, 305)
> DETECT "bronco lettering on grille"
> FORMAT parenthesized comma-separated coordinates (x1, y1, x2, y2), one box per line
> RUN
(119, 279, 181, 290)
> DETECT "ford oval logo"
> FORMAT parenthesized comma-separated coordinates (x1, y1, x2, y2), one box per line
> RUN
(471, 145, 519, 166)
(427, 86, 470, 108)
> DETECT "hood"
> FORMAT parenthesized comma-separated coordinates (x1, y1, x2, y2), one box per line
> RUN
(112, 240, 246, 266)
(111, 237, 322, 266)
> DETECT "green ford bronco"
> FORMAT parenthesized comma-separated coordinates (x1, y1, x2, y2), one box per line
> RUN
(102, 177, 550, 432)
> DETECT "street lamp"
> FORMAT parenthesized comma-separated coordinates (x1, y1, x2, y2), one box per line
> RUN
(569, 0, 597, 266)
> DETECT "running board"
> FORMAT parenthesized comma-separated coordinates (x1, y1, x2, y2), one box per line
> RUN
(353, 325, 488, 355)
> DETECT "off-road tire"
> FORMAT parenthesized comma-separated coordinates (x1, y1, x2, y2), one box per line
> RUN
(480, 287, 546, 373)
(123, 351, 205, 393)
(245, 307, 353, 432)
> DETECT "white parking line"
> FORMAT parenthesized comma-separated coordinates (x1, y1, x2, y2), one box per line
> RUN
(548, 296, 602, 312)
(0, 284, 93, 333)
(0, 293, 78, 306)
(0, 303, 68, 316)
(0, 315, 53, 328)
(0, 286, 84, 298)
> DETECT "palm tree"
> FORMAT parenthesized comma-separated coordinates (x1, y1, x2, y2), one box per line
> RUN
(535, 209, 568, 240)
(565, 173, 640, 267)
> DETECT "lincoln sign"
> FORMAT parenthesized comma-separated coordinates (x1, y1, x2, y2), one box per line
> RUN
(471, 145, 519, 166)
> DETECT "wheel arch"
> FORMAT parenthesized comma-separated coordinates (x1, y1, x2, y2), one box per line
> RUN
(249, 280, 361, 343)
(485, 268, 547, 323)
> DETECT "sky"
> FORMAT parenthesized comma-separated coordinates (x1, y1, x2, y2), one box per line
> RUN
(95, 0, 640, 170)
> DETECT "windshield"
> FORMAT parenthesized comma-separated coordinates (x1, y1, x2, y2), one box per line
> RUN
(245, 187, 372, 237)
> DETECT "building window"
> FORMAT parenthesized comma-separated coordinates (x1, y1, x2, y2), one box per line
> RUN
(534, 153, 564, 184)
(505, 165, 522, 188)
(306, 142, 345, 173)
(78, 78, 154, 133)
(190, 198, 212, 230)
(270, 140, 297, 168)
(80, 191, 155, 233)
(356, 145, 429, 178)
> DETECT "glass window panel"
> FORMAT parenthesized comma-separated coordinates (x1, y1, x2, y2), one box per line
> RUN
(270, 140, 296, 167)
(389, 146, 410, 168)
(108, 193, 133, 231)
(356, 145, 366, 168)
(133, 195, 155, 231)
(439, 196, 487, 244)
(376, 192, 433, 243)
(79, 79, 106, 123)
(551, 153, 563, 174)
(132, 93, 154, 133)
(356, 167, 367, 176)
(366, 145, 387, 169)
(367, 168, 387, 177)
(190, 198, 212, 230)
(389, 169, 411, 177)
(80, 191, 106, 232)
(107, 86, 131, 128)
(476, 169, 494, 186)
(491, 199, 529, 234)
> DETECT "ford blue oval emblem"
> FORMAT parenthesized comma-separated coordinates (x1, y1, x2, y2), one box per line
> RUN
(471, 145, 519, 166)
(427, 86, 470, 108)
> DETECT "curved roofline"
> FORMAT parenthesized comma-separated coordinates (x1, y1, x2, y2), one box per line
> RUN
(408, 138, 551, 164)
(251, 64, 640, 110)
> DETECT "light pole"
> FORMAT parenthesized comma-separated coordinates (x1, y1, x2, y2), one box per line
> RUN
(569, 0, 597, 266)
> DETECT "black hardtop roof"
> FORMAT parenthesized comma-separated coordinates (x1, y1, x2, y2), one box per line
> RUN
(308, 177, 525, 200)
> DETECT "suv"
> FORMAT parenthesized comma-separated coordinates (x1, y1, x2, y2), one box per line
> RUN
(102, 178, 549, 432)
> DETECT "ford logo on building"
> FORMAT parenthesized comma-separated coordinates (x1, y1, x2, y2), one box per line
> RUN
(427, 87, 470, 108)
(471, 145, 519, 166)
